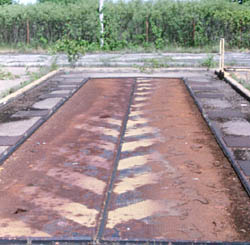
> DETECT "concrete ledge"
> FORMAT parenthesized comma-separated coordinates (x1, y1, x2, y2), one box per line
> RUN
(215, 69, 250, 101)
(0, 68, 62, 106)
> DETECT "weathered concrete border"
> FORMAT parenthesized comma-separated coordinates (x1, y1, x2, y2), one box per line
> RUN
(0, 68, 62, 106)
(184, 75, 250, 197)
(215, 69, 250, 101)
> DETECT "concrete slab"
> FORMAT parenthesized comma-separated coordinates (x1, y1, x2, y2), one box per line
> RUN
(0, 146, 8, 155)
(52, 87, 76, 91)
(238, 161, 250, 176)
(202, 99, 232, 109)
(32, 98, 62, 110)
(191, 86, 218, 92)
(58, 85, 78, 88)
(0, 136, 21, 146)
(51, 90, 72, 94)
(223, 136, 250, 148)
(207, 110, 245, 120)
(195, 93, 224, 99)
(222, 120, 250, 136)
(0, 117, 40, 136)
(11, 110, 49, 118)
(39, 94, 69, 99)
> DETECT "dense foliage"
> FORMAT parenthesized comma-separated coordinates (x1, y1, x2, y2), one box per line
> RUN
(0, 0, 11, 5)
(0, 0, 249, 50)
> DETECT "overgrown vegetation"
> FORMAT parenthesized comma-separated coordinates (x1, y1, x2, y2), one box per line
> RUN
(0, 0, 249, 53)
(200, 55, 218, 69)
(0, 68, 20, 80)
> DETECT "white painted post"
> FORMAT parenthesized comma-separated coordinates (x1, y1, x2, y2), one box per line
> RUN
(219, 39, 222, 71)
(222, 38, 225, 72)
(219, 38, 225, 72)
(99, 0, 104, 48)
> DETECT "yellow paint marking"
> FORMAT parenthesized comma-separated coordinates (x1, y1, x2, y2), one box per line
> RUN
(106, 200, 164, 229)
(55, 202, 98, 227)
(47, 168, 106, 195)
(134, 91, 151, 96)
(113, 172, 159, 194)
(137, 87, 152, 91)
(125, 126, 156, 137)
(30, 189, 98, 227)
(129, 110, 145, 117)
(127, 119, 149, 128)
(0, 219, 50, 237)
(137, 79, 152, 82)
(121, 138, 155, 152)
(131, 103, 147, 108)
(118, 155, 149, 170)
(134, 97, 147, 102)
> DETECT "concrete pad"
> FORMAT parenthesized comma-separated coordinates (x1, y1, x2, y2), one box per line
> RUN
(0, 117, 40, 136)
(202, 99, 231, 109)
(222, 120, 250, 136)
(195, 93, 224, 99)
(0, 136, 22, 146)
(58, 85, 78, 88)
(238, 161, 250, 176)
(39, 94, 69, 99)
(0, 67, 39, 96)
(191, 87, 218, 92)
(32, 98, 62, 110)
(207, 110, 244, 120)
(0, 146, 8, 155)
(53, 87, 76, 91)
(11, 110, 49, 118)
(223, 136, 250, 148)
(51, 90, 71, 94)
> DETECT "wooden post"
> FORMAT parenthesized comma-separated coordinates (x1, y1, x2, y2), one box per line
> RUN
(145, 17, 149, 43)
(219, 38, 225, 72)
(26, 20, 30, 45)
(192, 19, 195, 45)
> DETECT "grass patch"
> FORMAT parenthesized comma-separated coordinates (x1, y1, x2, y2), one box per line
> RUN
(0, 60, 58, 99)
(0, 68, 20, 80)
(231, 72, 250, 91)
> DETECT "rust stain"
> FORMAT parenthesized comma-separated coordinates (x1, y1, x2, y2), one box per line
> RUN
(0, 77, 133, 237)
(104, 78, 242, 241)
(47, 168, 106, 195)
(27, 189, 99, 227)
(0, 219, 50, 237)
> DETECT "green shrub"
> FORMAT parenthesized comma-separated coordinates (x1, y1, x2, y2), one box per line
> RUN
(0, 0, 249, 50)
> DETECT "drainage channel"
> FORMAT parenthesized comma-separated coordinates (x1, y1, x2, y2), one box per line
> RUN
(0, 76, 249, 244)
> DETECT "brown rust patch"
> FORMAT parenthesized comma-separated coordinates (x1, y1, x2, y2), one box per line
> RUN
(104, 78, 249, 241)
(0, 77, 133, 238)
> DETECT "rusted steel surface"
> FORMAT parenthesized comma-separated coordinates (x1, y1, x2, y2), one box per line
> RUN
(102, 78, 241, 241)
(0, 77, 249, 242)
(0, 78, 134, 238)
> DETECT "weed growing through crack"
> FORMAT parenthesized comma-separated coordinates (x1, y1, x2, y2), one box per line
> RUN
(0, 68, 20, 80)
(200, 54, 217, 69)
(0, 61, 59, 99)
(135, 56, 173, 73)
